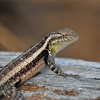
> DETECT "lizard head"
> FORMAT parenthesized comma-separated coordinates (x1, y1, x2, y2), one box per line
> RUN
(48, 28, 79, 55)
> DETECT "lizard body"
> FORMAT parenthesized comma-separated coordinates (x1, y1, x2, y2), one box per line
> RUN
(0, 28, 78, 100)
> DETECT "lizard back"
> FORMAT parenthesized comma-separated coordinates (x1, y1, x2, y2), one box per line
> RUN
(0, 35, 49, 86)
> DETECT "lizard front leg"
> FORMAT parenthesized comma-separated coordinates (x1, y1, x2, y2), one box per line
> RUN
(47, 52, 67, 77)
(47, 51, 81, 79)
(47, 55, 100, 80)
(1, 84, 25, 100)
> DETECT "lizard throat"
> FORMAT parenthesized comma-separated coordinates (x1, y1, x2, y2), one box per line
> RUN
(48, 36, 78, 55)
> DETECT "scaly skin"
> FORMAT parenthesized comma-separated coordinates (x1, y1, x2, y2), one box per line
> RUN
(0, 28, 78, 100)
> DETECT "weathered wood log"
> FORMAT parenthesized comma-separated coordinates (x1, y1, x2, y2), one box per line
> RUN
(0, 52, 100, 100)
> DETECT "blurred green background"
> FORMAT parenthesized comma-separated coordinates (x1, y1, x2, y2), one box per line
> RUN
(0, 0, 100, 62)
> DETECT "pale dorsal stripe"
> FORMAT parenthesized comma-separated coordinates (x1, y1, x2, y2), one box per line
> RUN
(0, 36, 52, 86)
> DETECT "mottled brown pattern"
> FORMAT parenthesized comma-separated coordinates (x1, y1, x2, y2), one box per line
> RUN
(49, 36, 66, 43)
(1, 50, 46, 87)
(0, 28, 79, 100)
(53, 89, 79, 96)
(0, 29, 78, 86)
(0, 35, 48, 81)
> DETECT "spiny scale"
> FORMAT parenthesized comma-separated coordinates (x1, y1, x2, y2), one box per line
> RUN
(0, 28, 78, 100)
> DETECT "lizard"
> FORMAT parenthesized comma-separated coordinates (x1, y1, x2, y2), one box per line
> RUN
(0, 28, 79, 100)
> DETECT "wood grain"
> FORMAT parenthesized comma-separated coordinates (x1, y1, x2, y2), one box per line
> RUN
(0, 52, 100, 100)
